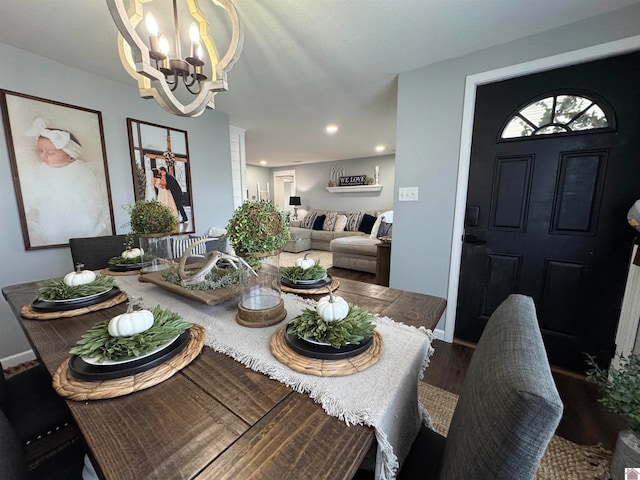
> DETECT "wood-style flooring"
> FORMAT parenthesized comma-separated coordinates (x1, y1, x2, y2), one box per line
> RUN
(329, 266, 624, 450)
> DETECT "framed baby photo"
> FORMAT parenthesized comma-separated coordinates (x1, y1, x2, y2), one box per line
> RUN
(126, 118, 195, 234)
(0, 90, 115, 250)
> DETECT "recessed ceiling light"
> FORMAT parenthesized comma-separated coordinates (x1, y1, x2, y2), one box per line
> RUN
(259, 160, 267, 165)
(325, 124, 338, 134)
(375, 145, 385, 152)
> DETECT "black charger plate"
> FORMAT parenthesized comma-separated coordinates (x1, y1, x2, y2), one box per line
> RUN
(280, 275, 332, 290)
(108, 261, 152, 272)
(284, 328, 372, 360)
(32, 287, 122, 312)
(68, 329, 191, 381)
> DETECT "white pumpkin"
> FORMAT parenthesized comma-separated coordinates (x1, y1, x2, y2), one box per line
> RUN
(295, 253, 315, 270)
(122, 248, 144, 259)
(108, 309, 154, 337)
(63, 264, 96, 286)
(316, 289, 349, 322)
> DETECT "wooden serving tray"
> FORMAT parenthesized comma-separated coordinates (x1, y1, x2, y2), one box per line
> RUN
(138, 270, 241, 305)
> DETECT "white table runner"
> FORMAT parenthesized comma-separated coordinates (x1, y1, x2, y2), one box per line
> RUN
(114, 276, 433, 480)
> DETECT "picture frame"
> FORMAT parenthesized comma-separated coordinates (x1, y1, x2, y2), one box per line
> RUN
(126, 118, 195, 234)
(0, 90, 115, 250)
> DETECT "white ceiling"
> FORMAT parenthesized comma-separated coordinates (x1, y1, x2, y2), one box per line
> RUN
(1, 0, 639, 167)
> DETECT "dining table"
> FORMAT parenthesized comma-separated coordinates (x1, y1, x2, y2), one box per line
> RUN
(2, 275, 446, 480)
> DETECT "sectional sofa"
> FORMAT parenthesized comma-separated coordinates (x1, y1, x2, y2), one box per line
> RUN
(287, 209, 392, 273)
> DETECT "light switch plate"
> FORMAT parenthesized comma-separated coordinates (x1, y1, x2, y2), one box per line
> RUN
(398, 186, 419, 201)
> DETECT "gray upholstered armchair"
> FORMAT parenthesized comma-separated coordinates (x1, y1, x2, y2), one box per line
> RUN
(356, 294, 563, 480)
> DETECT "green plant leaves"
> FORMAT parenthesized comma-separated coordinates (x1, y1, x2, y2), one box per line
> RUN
(69, 305, 191, 362)
(38, 275, 115, 301)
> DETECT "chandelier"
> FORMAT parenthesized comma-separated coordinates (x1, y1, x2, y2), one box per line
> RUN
(106, 0, 243, 117)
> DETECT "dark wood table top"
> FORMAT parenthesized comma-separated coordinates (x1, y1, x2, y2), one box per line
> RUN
(3, 278, 446, 480)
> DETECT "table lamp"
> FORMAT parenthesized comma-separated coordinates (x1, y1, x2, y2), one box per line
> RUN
(289, 196, 302, 220)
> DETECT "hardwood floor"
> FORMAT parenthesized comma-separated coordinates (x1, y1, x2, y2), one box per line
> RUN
(330, 266, 624, 451)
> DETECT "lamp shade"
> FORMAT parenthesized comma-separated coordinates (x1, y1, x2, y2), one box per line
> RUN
(289, 196, 302, 206)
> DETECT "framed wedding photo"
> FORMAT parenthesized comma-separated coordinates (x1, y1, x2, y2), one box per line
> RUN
(0, 90, 115, 249)
(126, 118, 195, 234)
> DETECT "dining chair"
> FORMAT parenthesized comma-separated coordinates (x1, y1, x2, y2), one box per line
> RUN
(0, 408, 85, 480)
(68, 234, 135, 270)
(0, 362, 83, 473)
(357, 294, 563, 480)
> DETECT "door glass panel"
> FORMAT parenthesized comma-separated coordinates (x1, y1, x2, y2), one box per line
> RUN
(501, 94, 609, 139)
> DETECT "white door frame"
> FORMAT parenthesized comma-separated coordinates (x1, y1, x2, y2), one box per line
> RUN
(272, 169, 296, 212)
(445, 35, 640, 347)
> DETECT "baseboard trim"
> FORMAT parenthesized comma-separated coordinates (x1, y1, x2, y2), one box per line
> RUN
(1, 350, 36, 369)
(432, 328, 446, 341)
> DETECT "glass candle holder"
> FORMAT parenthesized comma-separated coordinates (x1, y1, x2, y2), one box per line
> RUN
(236, 251, 286, 327)
(139, 234, 173, 272)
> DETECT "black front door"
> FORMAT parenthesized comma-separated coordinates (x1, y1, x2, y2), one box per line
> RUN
(455, 51, 640, 372)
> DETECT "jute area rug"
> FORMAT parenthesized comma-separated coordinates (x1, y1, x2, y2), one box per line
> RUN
(418, 382, 612, 480)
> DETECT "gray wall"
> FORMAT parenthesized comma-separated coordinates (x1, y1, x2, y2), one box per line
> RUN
(0, 43, 234, 361)
(246, 164, 272, 201)
(392, 3, 640, 332)
(273, 154, 395, 216)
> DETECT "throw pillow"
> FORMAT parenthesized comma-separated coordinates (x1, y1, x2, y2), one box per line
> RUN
(312, 214, 326, 230)
(345, 211, 362, 232)
(370, 210, 393, 239)
(323, 211, 338, 231)
(301, 211, 318, 229)
(377, 221, 392, 238)
(358, 213, 377, 234)
(334, 214, 347, 232)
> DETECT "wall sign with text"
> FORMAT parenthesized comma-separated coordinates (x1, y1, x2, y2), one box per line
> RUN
(339, 175, 367, 186)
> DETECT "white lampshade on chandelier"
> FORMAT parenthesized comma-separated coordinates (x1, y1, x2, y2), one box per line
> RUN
(106, 0, 243, 117)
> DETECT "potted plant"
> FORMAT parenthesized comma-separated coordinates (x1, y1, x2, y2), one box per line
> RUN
(226, 200, 290, 327)
(225, 200, 290, 256)
(126, 200, 178, 270)
(586, 353, 640, 478)
(127, 200, 178, 236)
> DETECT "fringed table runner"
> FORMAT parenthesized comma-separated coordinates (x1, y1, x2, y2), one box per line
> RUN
(114, 276, 433, 480)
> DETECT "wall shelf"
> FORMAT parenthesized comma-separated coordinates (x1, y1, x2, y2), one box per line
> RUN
(326, 185, 383, 193)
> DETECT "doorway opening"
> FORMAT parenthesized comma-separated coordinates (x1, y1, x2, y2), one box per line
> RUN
(272, 170, 296, 214)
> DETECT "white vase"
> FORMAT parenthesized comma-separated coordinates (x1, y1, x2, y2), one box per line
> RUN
(610, 429, 640, 480)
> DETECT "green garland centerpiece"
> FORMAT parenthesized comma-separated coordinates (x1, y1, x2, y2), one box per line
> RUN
(281, 253, 326, 283)
(127, 200, 178, 235)
(161, 263, 244, 291)
(69, 303, 191, 362)
(108, 234, 157, 265)
(226, 200, 290, 261)
(38, 264, 114, 301)
(287, 289, 375, 348)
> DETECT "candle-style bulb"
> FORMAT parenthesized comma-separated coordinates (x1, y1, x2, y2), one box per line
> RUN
(189, 23, 200, 43)
(146, 12, 158, 36)
(195, 42, 203, 60)
(159, 35, 169, 56)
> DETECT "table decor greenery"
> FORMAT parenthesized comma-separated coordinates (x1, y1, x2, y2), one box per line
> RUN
(127, 200, 178, 235)
(69, 305, 191, 362)
(38, 275, 115, 301)
(108, 252, 157, 265)
(280, 261, 326, 283)
(287, 303, 375, 348)
(226, 200, 290, 256)
(161, 265, 244, 291)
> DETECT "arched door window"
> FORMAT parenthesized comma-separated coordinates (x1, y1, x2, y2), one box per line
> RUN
(500, 92, 614, 140)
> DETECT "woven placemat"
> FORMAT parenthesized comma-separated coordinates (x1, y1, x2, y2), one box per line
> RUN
(99, 268, 141, 276)
(52, 324, 205, 401)
(270, 324, 382, 376)
(275, 277, 340, 295)
(20, 293, 128, 320)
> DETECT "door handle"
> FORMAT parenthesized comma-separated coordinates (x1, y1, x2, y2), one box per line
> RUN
(463, 234, 487, 245)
